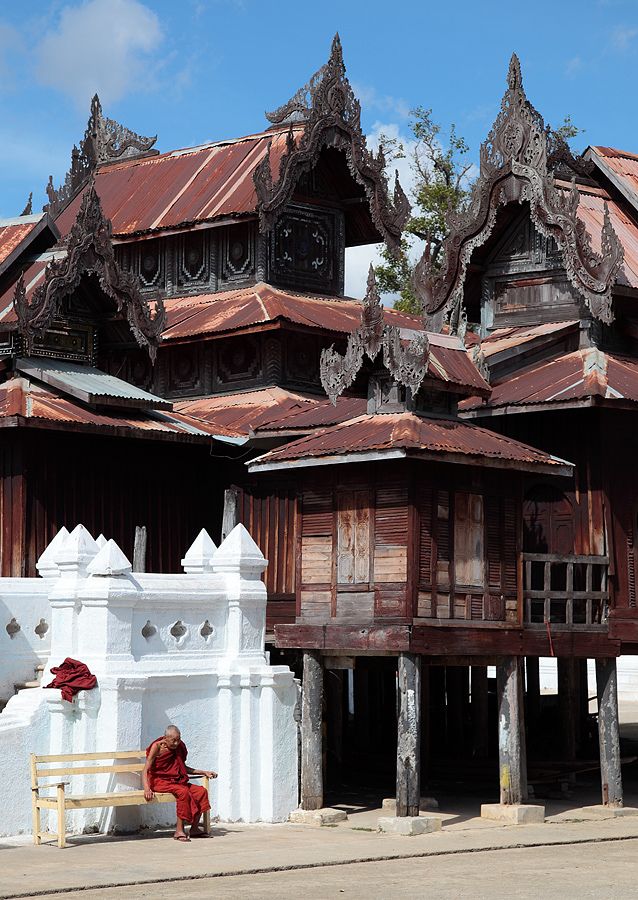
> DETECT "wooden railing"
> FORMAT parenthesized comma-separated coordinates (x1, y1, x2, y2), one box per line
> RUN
(522, 553, 609, 627)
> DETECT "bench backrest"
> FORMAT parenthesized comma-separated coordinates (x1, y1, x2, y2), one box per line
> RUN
(30, 751, 146, 791)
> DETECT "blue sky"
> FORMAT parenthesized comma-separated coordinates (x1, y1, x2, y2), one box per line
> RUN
(1, 0, 637, 295)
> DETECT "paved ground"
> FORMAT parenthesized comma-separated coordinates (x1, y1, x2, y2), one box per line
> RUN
(3, 698, 638, 899)
(3, 809, 638, 900)
(24, 839, 638, 900)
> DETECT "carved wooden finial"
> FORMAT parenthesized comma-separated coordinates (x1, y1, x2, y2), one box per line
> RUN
(18, 179, 166, 360)
(320, 266, 430, 405)
(20, 192, 33, 216)
(419, 53, 624, 326)
(43, 94, 157, 217)
(256, 35, 409, 255)
(507, 52, 522, 90)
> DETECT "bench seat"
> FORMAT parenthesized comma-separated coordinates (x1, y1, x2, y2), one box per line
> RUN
(30, 750, 210, 848)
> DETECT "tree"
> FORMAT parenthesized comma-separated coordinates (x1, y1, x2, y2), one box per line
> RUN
(376, 110, 583, 315)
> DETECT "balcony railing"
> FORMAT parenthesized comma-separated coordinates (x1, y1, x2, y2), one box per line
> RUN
(522, 553, 609, 627)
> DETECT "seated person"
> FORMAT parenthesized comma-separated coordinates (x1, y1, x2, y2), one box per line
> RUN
(144, 725, 217, 841)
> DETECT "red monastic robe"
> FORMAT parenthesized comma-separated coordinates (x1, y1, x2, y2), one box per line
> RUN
(145, 737, 211, 823)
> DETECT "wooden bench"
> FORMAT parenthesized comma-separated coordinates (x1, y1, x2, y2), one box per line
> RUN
(30, 750, 211, 848)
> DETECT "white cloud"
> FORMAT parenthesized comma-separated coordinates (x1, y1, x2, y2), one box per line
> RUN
(610, 25, 638, 50)
(352, 82, 411, 121)
(35, 0, 163, 106)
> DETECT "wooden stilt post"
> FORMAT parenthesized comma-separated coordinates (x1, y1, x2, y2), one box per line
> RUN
(497, 656, 527, 805)
(471, 666, 489, 758)
(325, 668, 344, 787)
(596, 657, 623, 807)
(558, 658, 579, 762)
(221, 486, 240, 542)
(421, 664, 431, 786)
(132, 525, 147, 573)
(396, 652, 421, 817)
(301, 650, 323, 810)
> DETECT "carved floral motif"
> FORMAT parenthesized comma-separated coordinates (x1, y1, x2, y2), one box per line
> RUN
(415, 54, 624, 328)
(44, 95, 156, 218)
(320, 265, 429, 404)
(16, 183, 166, 360)
(254, 34, 409, 256)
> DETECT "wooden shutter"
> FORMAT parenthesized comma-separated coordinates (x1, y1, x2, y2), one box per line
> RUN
(302, 489, 332, 535)
(503, 498, 518, 593)
(418, 488, 433, 587)
(454, 492, 485, 589)
(337, 489, 370, 585)
(628, 524, 636, 608)
(486, 496, 501, 589)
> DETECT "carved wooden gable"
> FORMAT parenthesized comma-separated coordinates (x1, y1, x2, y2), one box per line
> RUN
(482, 207, 585, 329)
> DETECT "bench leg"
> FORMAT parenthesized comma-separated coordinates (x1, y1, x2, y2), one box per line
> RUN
(32, 798, 41, 846)
(56, 785, 66, 849)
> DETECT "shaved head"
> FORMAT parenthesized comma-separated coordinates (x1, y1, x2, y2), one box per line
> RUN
(165, 725, 181, 737)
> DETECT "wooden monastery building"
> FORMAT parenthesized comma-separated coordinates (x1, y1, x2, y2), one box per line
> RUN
(1, 37, 638, 816)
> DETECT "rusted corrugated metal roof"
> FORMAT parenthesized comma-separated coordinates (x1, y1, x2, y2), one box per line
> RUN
(162, 282, 423, 338)
(249, 411, 572, 475)
(480, 321, 579, 359)
(461, 347, 638, 413)
(564, 179, 638, 289)
(0, 219, 39, 265)
(0, 376, 242, 444)
(163, 283, 489, 394)
(175, 387, 323, 437)
(53, 127, 298, 239)
(588, 146, 638, 214)
(252, 396, 367, 434)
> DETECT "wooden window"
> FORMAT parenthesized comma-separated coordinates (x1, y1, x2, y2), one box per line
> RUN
(337, 490, 370, 585)
(454, 492, 485, 589)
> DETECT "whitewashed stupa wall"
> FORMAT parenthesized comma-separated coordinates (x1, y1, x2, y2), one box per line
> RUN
(0, 524, 299, 838)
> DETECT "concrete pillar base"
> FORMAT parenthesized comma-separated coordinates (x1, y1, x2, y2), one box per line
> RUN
(382, 797, 439, 812)
(481, 803, 545, 824)
(289, 807, 348, 826)
(582, 805, 638, 818)
(378, 815, 442, 835)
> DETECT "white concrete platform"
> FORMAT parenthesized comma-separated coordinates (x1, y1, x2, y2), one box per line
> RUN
(378, 815, 442, 835)
(481, 803, 546, 825)
(289, 807, 348, 826)
(580, 805, 638, 819)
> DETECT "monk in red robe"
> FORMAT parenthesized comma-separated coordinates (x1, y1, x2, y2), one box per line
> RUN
(143, 725, 216, 841)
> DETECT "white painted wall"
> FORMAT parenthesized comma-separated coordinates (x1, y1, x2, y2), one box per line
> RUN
(0, 524, 299, 838)
(0, 579, 51, 698)
(539, 656, 638, 702)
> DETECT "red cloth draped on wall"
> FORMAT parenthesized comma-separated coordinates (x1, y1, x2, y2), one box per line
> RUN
(44, 658, 97, 702)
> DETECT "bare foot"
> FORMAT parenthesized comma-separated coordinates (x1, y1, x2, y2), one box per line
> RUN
(173, 832, 190, 842)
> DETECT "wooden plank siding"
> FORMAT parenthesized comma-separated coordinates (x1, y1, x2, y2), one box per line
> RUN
(0, 430, 227, 578)
(292, 462, 525, 629)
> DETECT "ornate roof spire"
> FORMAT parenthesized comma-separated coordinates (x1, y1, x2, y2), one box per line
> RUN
(319, 265, 429, 404)
(20, 193, 33, 216)
(17, 180, 166, 360)
(43, 95, 157, 218)
(254, 34, 410, 255)
(414, 52, 623, 327)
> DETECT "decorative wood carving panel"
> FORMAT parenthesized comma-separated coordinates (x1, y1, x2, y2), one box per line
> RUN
(269, 203, 344, 295)
(216, 336, 261, 385)
(220, 223, 255, 285)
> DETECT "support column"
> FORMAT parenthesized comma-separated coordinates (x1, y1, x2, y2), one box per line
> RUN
(301, 650, 323, 810)
(497, 656, 528, 805)
(596, 657, 623, 807)
(396, 652, 421, 817)
(471, 666, 489, 758)
(558, 658, 579, 763)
